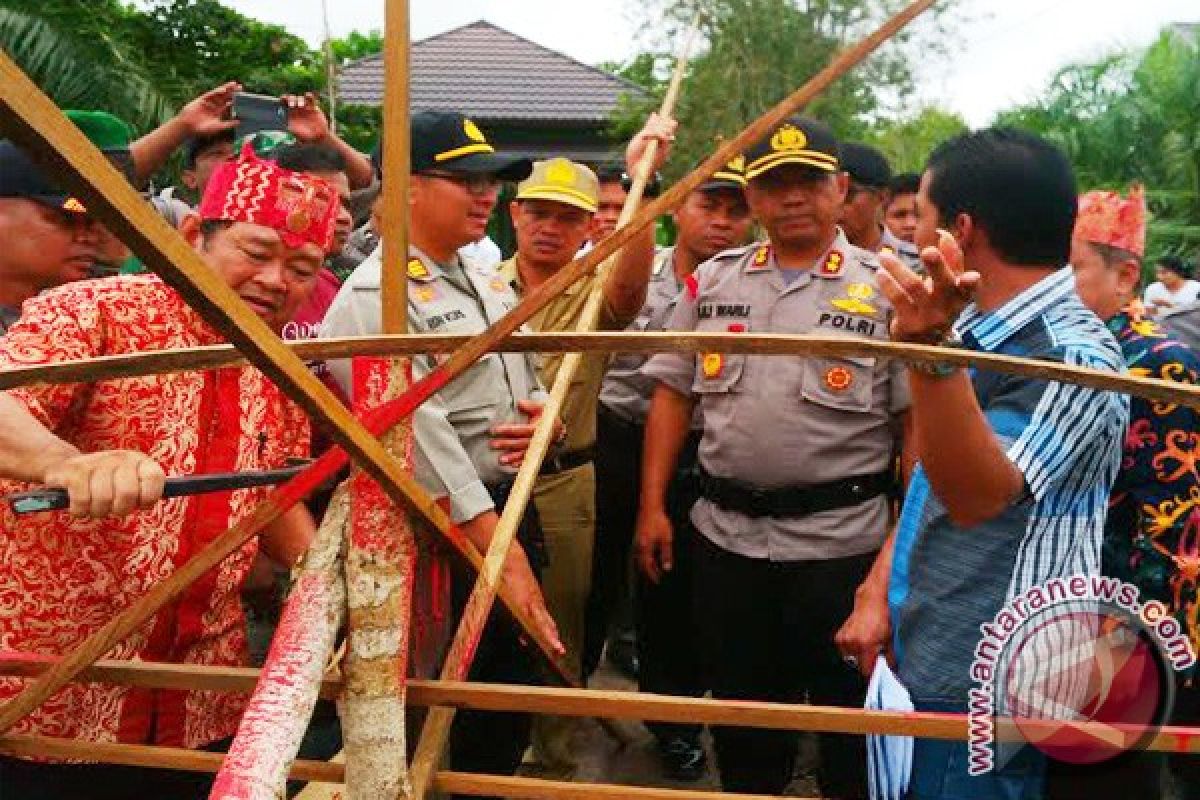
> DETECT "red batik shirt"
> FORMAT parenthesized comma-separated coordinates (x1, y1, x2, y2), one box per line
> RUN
(0, 275, 310, 751)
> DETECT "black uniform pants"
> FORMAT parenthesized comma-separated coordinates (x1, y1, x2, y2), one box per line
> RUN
(693, 533, 873, 798)
(1045, 671, 1200, 799)
(587, 408, 707, 737)
(584, 405, 643, 679)
(447, 482, 545, 800)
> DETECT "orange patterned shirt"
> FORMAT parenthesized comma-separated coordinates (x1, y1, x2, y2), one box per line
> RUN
(0, 275, 310, 750)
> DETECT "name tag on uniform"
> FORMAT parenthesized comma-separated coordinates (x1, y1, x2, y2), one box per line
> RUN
(698, 302, 752, 320)
(426, 309, 468, 329)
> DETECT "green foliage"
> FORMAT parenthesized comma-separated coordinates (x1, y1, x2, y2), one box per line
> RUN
(606, 0, 954, 182)
(865, 106, 968, 173)
(998, 33, 1200, 264)
(0, 4, 175, 129)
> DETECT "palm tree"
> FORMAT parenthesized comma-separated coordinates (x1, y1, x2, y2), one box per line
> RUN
(0, 7, 175, 131)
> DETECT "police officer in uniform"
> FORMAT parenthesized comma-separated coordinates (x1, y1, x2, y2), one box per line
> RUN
(638, 116, 913, 798)
(321, 110, 563, 796)
(840, 142, 920, 269)
(591, 157, 753, 780)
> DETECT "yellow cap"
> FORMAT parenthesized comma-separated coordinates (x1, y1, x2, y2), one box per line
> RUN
(516, 158, 599, 213)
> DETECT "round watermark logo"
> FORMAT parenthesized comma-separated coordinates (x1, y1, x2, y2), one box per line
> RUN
(998, 602, 1175, 764)
(967, 575, 1195, 775)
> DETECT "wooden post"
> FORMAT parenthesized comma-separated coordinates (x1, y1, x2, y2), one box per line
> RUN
(341, 1, 414, 795)
(407, 18, 701, 800)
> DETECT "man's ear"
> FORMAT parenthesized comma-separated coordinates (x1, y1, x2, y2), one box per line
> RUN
(834, 171, 850, 203)
(1116, 258, 1143, 300)
(509, 200, 520, 230)
(952, 212, 976, 250)
(179, 213, 203, 247)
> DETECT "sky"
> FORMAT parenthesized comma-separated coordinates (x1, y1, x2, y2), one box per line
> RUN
(214, 0, 1198, 126)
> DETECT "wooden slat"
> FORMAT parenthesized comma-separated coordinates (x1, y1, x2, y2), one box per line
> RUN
(0, 734, 344, 783)
(5, 656, 1200, 755)
(434, 772, 792, 800)
(4, 331, 1200, 411)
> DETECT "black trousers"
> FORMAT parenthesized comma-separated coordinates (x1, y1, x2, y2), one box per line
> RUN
(446, 482, 544, 800)
(1045, 671, 1200, 799)
(693, 534, 873, 798)
(587, 408, 706, 737)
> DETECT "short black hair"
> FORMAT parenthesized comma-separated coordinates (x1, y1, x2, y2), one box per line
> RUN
(184, 130, 236, 169)
(925, 128, 1077, 267)
(841, 142, 892, 189)
(1157, 254, 1194, 280)
(595, 162, 626, 185)
(1088, 241, 1140, 269)
(272, 142, 347, 176)
(888, 172, 920, 197)
(198, 218, 233, 238)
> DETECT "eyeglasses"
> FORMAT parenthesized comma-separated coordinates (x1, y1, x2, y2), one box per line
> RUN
(419, 171, 500, 196)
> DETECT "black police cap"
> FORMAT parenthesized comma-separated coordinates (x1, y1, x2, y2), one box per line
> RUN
(745, 116, 841, 180)
(411, 111, 531, 181)
(842, 142, 893, 189)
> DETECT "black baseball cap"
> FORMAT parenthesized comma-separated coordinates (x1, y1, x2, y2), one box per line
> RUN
(0, 141, 87, 213)
(745, 116, 841, 180)
(411, 111, 531, 181)
(699, 154, 748, 192)
(842, 142, 893, 189)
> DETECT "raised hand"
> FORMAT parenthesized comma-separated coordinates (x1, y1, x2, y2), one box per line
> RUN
(877, 230, 981, 344)
(178, 81, 241, 138)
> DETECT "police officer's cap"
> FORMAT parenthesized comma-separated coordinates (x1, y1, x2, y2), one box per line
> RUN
(698, 154, 748, 192)
(412, 111, 532, 181)
(745, 116, 840, 181)
(841, 142, 893, 189)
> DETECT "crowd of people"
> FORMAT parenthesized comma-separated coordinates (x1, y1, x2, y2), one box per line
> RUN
(0, 78, 1197, 800)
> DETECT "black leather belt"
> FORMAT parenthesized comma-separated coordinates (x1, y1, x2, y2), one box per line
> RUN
(697, 465, 893, 519)
(539, 446, 597, 476)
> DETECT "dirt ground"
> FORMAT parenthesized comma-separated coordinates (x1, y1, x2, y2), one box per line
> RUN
(555, 655, 822, 797)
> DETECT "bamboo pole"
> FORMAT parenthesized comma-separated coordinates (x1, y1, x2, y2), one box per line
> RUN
(5, 331, 1200, 411)
(407, 19, 701, 800)
(341, 0, 414, 791)
(0, 0, 935, 741)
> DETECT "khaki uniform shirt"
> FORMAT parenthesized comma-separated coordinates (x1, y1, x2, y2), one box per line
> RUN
(643, 231, 910, 561)
(599, 248, 682, 425)
(496, 257, 637, 452)
(322, 245, 548, 523)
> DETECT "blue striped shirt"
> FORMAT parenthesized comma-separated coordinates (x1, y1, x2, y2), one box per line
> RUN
(890, 268, 1129, 700)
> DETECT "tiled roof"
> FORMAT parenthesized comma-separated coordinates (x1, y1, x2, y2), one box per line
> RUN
(338, 20, 646, 124)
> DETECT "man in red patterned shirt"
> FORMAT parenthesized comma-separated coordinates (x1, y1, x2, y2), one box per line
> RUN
(0, 146, 338, 798)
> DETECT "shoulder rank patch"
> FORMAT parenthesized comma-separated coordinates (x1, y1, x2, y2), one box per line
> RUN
(821, 250, 844, 276)
(752, 246, 771, 267)
(701, 352, 724, 378)
(413, 285, 439, 304)
(407, 258, 430, 280)
(685, 273, 700, 300)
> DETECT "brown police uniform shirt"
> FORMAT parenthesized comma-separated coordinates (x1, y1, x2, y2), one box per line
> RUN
(643, 230, 910, 561)
(497, 257, 637, 453)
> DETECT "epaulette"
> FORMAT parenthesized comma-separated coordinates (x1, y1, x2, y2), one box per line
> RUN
(710, 242, 760, 262)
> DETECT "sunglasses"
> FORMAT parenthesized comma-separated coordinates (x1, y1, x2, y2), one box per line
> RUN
(419, 171, 499, 196)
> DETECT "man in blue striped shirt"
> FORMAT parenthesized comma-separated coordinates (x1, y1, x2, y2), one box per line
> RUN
(835, 129, 1129, 799)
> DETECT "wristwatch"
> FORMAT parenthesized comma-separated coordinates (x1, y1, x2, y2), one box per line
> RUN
(907, 331, 965, 378)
